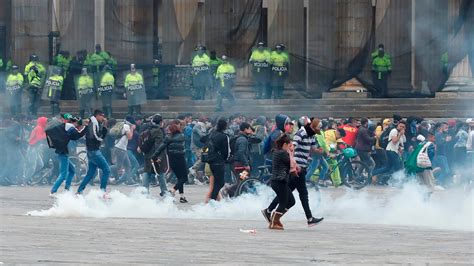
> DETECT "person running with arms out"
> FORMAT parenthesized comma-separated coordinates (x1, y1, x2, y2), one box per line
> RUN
(77, 110, 111, 196)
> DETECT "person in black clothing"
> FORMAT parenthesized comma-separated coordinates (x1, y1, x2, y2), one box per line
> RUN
(153, 120, 189, 203)
(266, 134, 295, 230)
(207, 118, 230, 201)
(77, 110, 110, 194)
(355, 118, 376, 175)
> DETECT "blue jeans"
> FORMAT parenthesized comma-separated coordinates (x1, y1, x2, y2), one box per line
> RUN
(51, 154, 75, 193)
(77, 150, 111, 193)
(433, 155, 451, 185)
(305, 155, 329, 181)
(373, 150, 402, 177)
(127, 150, 139, 181)
(142, 172, 168, 196)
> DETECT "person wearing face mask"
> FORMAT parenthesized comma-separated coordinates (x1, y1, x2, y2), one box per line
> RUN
(371, 44, 392, 97)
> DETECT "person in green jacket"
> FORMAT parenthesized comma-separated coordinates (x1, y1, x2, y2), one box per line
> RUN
(249, 42, 271, 99)
(76, 68, 94, 118)
(124, 64, 145, 116)
(191, 46, 211, 100)
(270, 44, 289, 99)
(54, 51, 72, 79)
(208, 51, 222, 100)
(85, 44, 114, 74)
(98, 65, 115, 117)
(151, 59, 168, 99)
(215, 55, 236, 112)
(24, 55, 46, 116)
(371, 44, 392, 97)
(44, 67, 64, 116)
(5, 65, 24, 115)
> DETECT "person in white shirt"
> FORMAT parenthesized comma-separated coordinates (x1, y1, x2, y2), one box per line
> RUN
(111, 117, 135, 185)
(372, 121, 406, 184)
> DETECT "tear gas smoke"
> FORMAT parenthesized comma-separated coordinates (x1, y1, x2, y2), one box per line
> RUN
(27, 182, 473, 232)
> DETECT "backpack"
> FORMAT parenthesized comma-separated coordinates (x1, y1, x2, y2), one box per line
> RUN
(227, 135, 242, 162)
(45, 122, 67, 149)
(201, 132, 220, 163)
(380, 125, 394, 149)
(138, 127, 154, 154)
(109, 121, 125, 139)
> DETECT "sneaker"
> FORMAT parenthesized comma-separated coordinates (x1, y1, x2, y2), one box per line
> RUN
(307, 217, 324, 227)
(261, 209, 271, 224)
(102, 192, 111, 200)
(49, 192, 56, 198)
(179, 197, 188, 203)
(323, 180, 333, 187)
(434, 185, 445, 191)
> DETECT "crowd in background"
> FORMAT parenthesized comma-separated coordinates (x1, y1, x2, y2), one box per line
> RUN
(1, 112, 473, 195)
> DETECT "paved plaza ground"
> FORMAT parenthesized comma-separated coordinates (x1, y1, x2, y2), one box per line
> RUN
(0, 185, 473, 264)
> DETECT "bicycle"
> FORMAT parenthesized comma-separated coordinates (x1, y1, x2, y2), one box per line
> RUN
(234, 165, 272, 196)
(308, 147, 371, 190)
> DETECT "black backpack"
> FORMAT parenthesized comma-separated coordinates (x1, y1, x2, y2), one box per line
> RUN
(138, 128, 154, 154)
(201, 132, 220, 163)
(227, 135, 242, 162)
(45, 122, 67, 149)
(380, 124, 395, 149)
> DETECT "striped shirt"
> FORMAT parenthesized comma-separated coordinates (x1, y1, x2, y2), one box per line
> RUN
(293, 127, 317, 168)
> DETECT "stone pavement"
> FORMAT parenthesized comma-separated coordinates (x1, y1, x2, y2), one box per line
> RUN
(0, 185, 473, 265)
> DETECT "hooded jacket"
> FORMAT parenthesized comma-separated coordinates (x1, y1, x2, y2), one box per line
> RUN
(29, 117, 48, 145)
(85, 116, 107, 151)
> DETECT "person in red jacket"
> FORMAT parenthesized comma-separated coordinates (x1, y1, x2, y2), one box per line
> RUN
(25, 117, 49, 184)
(340, 117, 359, 147)
(29, 117, 48, 145)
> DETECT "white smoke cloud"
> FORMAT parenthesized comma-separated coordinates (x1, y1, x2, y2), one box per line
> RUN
(27, 183, 473, 231)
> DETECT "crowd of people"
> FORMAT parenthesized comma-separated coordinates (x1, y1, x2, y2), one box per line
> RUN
(0, 110, 473, 229)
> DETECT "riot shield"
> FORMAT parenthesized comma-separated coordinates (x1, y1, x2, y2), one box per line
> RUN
(5, 72, 24, 108)
(96, 71, 115, 107)
(123, 69, 146, 105)
(74, 74, 95, 111)
(41, 66, 64, 102)
(192, 65, 211, 87)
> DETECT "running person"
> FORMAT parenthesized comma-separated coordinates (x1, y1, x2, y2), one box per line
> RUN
(77, 110, 111, 195)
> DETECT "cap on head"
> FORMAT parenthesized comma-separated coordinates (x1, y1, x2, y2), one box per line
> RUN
(221, 55, 227, 61)
(152, 114, 163, 124)
(30, 54, 38, 61)
(130, 64, 136, 71)
(12, 65, 19, 70)
(103, 65, 111, 71)
(153, 59, 160, 64)
(258, 41, 264, 47)
(275, 44, 282, 50)
(81, 67, 87, 74)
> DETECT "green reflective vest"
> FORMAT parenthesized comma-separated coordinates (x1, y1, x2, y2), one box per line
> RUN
(216, 62, 236, 88)
(270, 51, 289, 67)
(124, 73, 144, 89)
(24, 61, 46, 76)
(100, 72, 115, 86)
(77, 75, 94, 90)
(250, 49, 271, 63)
(54, 54, 72, 76)
(191, 53, 211, 67)
(6, 73, 24, 87)
(371, 51, 392, 73)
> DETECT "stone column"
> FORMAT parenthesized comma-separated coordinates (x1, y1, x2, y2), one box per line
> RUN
(94, 0, 105, 49)
(442, 0, 474, 93)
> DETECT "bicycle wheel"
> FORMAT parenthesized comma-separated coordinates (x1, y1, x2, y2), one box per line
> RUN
(70, 156, 87, 185)
(341, 160, 371, 190)
(235, 177, 264, 196)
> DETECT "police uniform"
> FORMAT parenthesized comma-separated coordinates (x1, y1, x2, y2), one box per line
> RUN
(215, 60, 236, 111)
